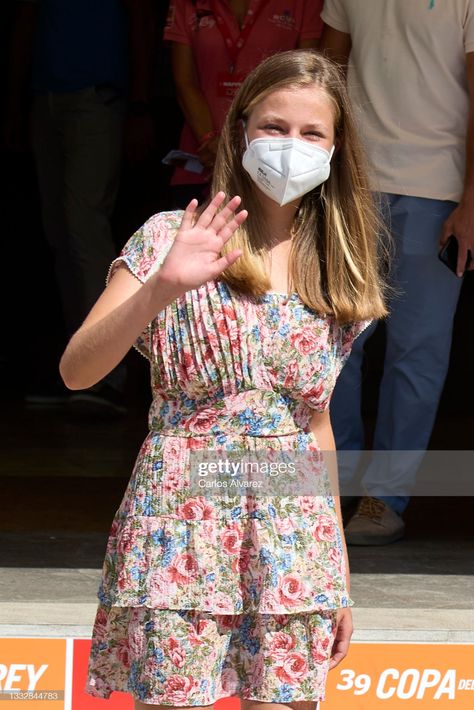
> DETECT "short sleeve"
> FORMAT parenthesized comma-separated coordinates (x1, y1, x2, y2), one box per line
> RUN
(337, 319, 374, 368)
(300, 0, 324, 41)
(163, 0, 192, 45)
(320, 0, 351, 34)
(463, 0, 474, 53)
(106, 210, 183, 361)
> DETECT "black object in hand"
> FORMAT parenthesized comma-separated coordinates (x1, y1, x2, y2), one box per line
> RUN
(438, 235, 472, 276)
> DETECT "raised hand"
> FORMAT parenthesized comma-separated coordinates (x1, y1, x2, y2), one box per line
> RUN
(159, 192, 247, 293)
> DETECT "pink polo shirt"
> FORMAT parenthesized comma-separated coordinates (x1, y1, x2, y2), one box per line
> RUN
(164, 0, 323, 185)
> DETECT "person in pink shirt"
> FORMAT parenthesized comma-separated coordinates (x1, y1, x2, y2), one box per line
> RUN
(164, 0, 323, 206)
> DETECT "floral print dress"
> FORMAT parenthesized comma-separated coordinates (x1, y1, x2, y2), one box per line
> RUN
(85, 210, 372, 706)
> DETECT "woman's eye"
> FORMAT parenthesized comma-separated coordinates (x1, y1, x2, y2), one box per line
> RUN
(264, 124, 284, 133)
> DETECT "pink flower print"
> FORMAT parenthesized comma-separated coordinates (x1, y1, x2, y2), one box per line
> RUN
(166, 553, 199, 584)
(283, 360, 299, 388)
(149, 568, 177, 604)
(214, 305, 239, 337)
(185, 408, 218, 434)
(136, 251, 156, 279)
(268, 632, 296, 660)
(299, 496, 321, 514)
(200, 520, 217, 544)
(162, 468, 184, 493)
(215, 615, 235, 630)
(177, 496, 216, 520)
(275, 518, 295, 535)
(290, 329, 319, 355)
(221, 523, 243, 555)
(209, 591, 235, 613)
(277, 574, 307, 607)
(116, 526, 139, 556)
(311, 634, 333, 664)
(260, 588, 281, 612)
(307, 544, 323, 563)
(197, 618, 212, 635)
(116, 638, 130, 669)
(129, 622, 145, 658)
(302, 383, 325, 404)
(166, 439, 184, 459)
(221, 667, 239, 694)
(251, 653, 264, 687)
(312, 515, 337, 542)
(231, 546, 251, 574)
(108, 518, 120, 538)
(165, 637, 186, 668)
(187, 626, 204, 648)
(177, 350, 198, 381)
(163, 675, 196, 704)
(92, 607, 109, 644)
(275, 652, 308, 684)
(117, 569, 136, 592)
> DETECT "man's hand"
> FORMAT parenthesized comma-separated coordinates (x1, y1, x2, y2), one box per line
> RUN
(440, 200, 474, 277)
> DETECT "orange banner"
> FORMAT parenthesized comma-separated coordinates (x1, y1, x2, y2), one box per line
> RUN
(0, 638, 66, 709)
(324, 643, 474, 708)
(2, 638, 473, 708)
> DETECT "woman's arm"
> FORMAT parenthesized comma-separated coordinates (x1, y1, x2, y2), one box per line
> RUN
(59, 266, 182, 390)
(59, 194, 247, 390)
(310, 406, 353, 669)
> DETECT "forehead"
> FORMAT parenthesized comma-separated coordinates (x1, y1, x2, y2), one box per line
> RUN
(248, 85, 335, 122)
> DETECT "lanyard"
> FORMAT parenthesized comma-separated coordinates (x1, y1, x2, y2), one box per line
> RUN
(209, 0, 268, 72)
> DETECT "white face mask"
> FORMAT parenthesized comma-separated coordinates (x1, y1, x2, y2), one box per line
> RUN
(242, 132, 335, 206)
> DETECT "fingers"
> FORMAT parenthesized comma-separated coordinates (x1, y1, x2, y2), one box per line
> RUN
(209, 195, 243, 233)
(212, 249, 244, 275)
(218, 208, 249, 245)
(328, 610, 352, 671)
(196, 191, 227, 229)
(195, 192, 246, 233)
(328, 639, 350, 670)
(457, 247, 469, 277)
(180, 198, 198, 232)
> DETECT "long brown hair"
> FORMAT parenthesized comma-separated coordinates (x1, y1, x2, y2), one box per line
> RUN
(211, 49, 390, 323)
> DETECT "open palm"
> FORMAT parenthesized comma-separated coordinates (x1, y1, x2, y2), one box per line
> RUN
(159, 192, 247, 293)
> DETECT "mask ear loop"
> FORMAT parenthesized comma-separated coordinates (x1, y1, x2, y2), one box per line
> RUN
(328, 145, 336, 160)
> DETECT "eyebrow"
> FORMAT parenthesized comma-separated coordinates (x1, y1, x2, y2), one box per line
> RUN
(259, 115, 329, 130)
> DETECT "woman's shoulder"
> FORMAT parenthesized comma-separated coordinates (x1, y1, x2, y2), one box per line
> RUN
(109, 210, 184, 285)
(141, 209, 185, 239)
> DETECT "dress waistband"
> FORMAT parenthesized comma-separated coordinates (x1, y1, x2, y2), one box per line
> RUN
(147, 389, 311, 437)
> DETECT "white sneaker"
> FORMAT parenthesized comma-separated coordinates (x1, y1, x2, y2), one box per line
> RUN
(344, 496, 405, 545)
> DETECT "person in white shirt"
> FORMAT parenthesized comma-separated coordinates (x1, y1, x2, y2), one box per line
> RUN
(320, 0, 474, 544)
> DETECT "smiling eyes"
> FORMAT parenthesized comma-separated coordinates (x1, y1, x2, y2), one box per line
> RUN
(261, 123, 325, 140)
